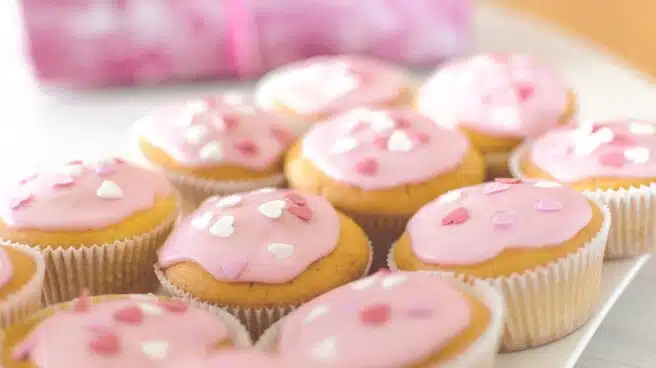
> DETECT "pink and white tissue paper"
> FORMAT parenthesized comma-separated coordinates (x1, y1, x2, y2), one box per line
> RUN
(21, 0, 471, 88)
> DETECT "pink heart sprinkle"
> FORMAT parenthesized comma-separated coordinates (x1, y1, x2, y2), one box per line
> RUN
(68, 160, 84, 165)
(495, 178, 522, 184)
(88, 333, 120, 356)
(394, 118, 412, 129)
(271, 126, 292, 144)
(10, 193, 32, 210)
(234, 140, 259, 156)
(441, 207, 470, 226)
(220, 114, 239, 131)
(95, 165, 116, 177)
(288, 204, 313, 222)
(348, 121, 369, 133)
(159, 300, 189, 314)
(284, 191, 307, 206)
(608, 132, 633, 145)
(113, 157, 126, 164)
(19, 174, 38, 185)
(53, 176, 75, 188)
(483, 182, 510, 195)
(491, 210, 517, 229)
(72, 290, 91, 312)
(516, 84, 534, 101)
(355, 157, 378, 176)
(219, 257, 248, 280)
(535, 198, 563, 212)
(372, 134, 389, 149)
(407, 308, 433, 319)
(410, 132, 430, 144)
(598, 152, 626, 168)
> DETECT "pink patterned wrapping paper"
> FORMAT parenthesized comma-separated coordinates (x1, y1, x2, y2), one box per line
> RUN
(20, 0, 471, 88)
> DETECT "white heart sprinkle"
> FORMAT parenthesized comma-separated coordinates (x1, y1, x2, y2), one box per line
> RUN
(137, 302, 163, 315)
(191, 212, 213, 229)
(304, 305, 329, 323)
(141, 341, 169, 360)
(96, 180, 123, 199)
(311, 337, 338, 362)
(369, 113, 397, 131)
(184, 124, 209, 144)
(439, 190, 462, 203)
(387, 130, 414, 152)
(258, 200, 287, 219)
(573, 138, 601, 157)
(216, 195, 242, 208)
(331, 137, 359, 154)
(209, 215, 235, 238)
(489, 106, 520, 126)
(267, 242, 295, 259)
(254, 187, 276, 194)
(351, 275, 378, 290)
(533, 181, 562, 188)
(629, 122, 656, 135)
(178, 100, 209, 126)
(624, 147, 650, 164)
(55, 164, 83, 177)
(199, 141, 223, 162)
(381, 274, 408, 289)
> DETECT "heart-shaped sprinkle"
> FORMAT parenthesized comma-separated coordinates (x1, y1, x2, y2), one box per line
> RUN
(19, 174, 38, 185)
(209, 215, 235, 238)
(113, 305, 144, 325)
(216, 114, 240, 132)
(599, 152, 626, 168)
(235, 140, 259, 156)
(359, 304, 391, 326)
(387, 130, 414, 152)
(304, 305, 330, 323)
(158, 299, 189, 313)
(624, 147, 650, 164)
(56, 164, 84, 177)
(495, 178, 522, 184)
(216, 195, 242, 208)
(372, 134, 389, 149)
(270, 126, 291, 144)
(516, 84, 534, 101)
(53, 175, 75, 188)
(331, 137, 359, 154)
(355, 157, 378, 176)
(407, 308, 433, 319)
(96, 180, 123, 200)
(483, 182, 510, 195)
(288, 205, 313, 222)
(573, 138, 602, 157)
(351, 275, 378, 290)
(219, 257, 248, 280)
(258, 199, 287, 219)
(345, 120, 368, 134)
(179, 100, 209, 126)
(9, 192, 32, 210)
(137, 302, 163, 315)
(72, 290, 91, 312)
(284, 192, 307, 206)
(441, 207, 470, 226)
(629, 122, 656, 135)
(68, 159, 84, 165)
(191, 212, 213, 229)
(311, 337, 338, 362)
(141, 340, 169, 360)
(393, 118, 412, 129)
(439, 190, 462, 203)
(199, 141, 223, 163)
(609, 132, 633, 145)
(267, 242, 295, 259)
(491, 210, 518, 229)
(410, 132, 430, 144)
(381, 274, 408, 289)
(254, 187, 276, 194)
(89, 333, 120, 356)
(535, 198, 563, 212)
(533, 181, 562, 188)
(113, 158, 125, 164)
(184, 124, 209, 144)
(369, 114, 397, 131)
(95, 164, 116, 177)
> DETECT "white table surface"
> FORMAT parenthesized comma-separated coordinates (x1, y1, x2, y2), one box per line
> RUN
(2, 2, 656, 367)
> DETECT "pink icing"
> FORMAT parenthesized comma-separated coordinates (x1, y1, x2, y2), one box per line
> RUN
(1, 159, 172, 231)
(301, 108, 470, 190)
(0, 248, 14, 290)
(255, 56, 413, 117)
(407, 179, 593, 265)
(158, 189, 340, 283)
(164, 350, 292, 368)
(529, 120, 656, 182)
(417, 53, 569, 138)
(10, 295, 230, 367)
(277, 271, 472, 367)
(135, 93, 294, 169)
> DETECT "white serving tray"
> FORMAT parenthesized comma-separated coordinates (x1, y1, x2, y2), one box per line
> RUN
(499, 255, 650, 368)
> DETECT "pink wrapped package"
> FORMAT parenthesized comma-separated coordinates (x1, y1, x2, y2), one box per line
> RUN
(21, 0, 471, 88)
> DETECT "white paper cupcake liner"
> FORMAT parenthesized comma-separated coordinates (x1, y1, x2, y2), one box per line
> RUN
(484, 151, 512, 180)
(509, 142, 656, 259)
(345, 212, 409, 272)
(0, 244, 46, 328)
(388, 199, 610, 352)
(256, 274, 505, 368)
(154, 241, 373, 340)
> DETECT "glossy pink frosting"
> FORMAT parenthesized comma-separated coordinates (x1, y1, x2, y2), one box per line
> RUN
(158, 189, 340, 283)
(0, 248, 14, 289)
(11, 295, 230, 367)
(255, 56, 413, 117)
(1, 159, 172, 231)
(164, 350, 291, 368)
(407, 179, 593, 265)
(417, 53, 569, 138)
(277, 271, 472, 367)
(529, 120, 656, 182)
(135, 93, 294, 169)
(301, 108, 470, 190)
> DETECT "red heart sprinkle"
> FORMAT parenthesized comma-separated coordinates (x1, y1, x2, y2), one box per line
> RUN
(113, 306, 144, 325)
(72, 289, 91, 312)
(394, 118, 412, 129)
(88, 333, 120, 356)
(516, 85, 534, 101)
(284, 192, 307, 206)
(68, 160, 84, 165)
(355, 158, 378, 176)
(360, 304, 391, 326)
(270, 126, 292, 144)
(288, 204, 313, 222)
(234, 140, 259, 156)
(113, 158, 125, 164)
(495, 178, 522, 184)
(159, 299, 189, 314)
(599, 152, 626, 168)
(441, 207, 470, 226)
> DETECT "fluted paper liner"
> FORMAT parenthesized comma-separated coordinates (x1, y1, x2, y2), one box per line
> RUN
(389, 199, 610, 352)
(155, 241, 373, 340)
(509, 142, 656, 259)
(0, 244, 45, 328)
(256, 275, 505, 368)
(484, 151, 513, 180)
(346, 211, 408, 272)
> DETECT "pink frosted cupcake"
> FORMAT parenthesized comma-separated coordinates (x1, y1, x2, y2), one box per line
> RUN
(254, 56, 416, 134)
(417, 53, 575, 177)
(133, 92, 294, 212)
(0, 244, 45, 328)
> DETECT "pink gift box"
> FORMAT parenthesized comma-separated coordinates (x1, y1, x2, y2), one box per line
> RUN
(20, 0, 471, 88)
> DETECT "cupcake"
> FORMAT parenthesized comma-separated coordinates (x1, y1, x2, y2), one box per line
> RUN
(155, 188, 371, 338)
(0, 244, 45, 327)
(416, 53, 575, 178)
(258, 270, 504, 368)
(0, 294, 251, 367)
(511, 120, 656, 259)
(254, 55, 416, 134)
(0, 158, 179, 304)
(285, 107, 485, 267)
(389, 179, 610, 351)
(133, 92, 294, 212)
